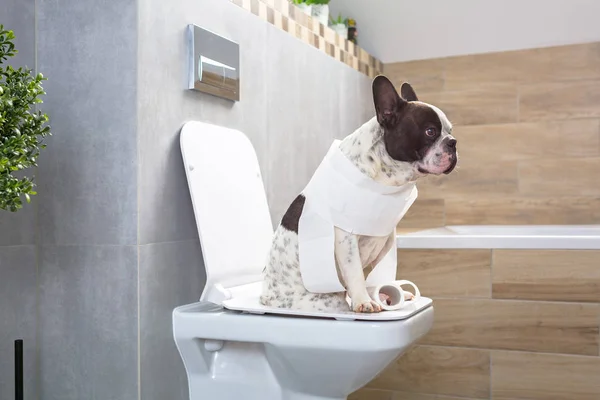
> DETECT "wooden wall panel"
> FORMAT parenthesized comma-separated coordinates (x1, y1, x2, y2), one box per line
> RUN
(381, 42, 600, 400)
(385, 41, 600, 227)
(396, 199, 445, 230)
(396, 250, 491, 298)
(445, 196, 600, 225)
(367, 345, 490, 399)
(384, 59, 445, 92)
(417, 161, 519, 199)
(443, 42, 600, 91)
(421, 298, 600, 356)
(456, 120, 600, 162)
(492, 250, 600, 302)
(392, 393, 484, 400)
(518, 157, 600, 197)
(492, 351, 600, 400)
(419, 86, 518, 126)
(349, 389, 393, 400)
(520, 80, 600, 121)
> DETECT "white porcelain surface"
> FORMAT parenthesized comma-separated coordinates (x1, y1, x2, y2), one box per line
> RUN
(396, 224, 600, 249)
(173, 302, 433, 400)
(180, 121, 273, 303)
(222, 281, 433, 321)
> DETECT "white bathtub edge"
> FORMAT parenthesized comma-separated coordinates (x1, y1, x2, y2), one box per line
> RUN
(395, 225, 600, 250)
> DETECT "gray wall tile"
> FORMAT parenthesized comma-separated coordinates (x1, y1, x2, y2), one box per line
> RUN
(0, 202, 37, 246)
(0, 0, 35, 68)
(264, 25, 311, 224)
(39, 245, 138, 400)
(138, 0, 374, 238)
(264, 25, 374, 225)
(139, 240, 205, 400)
(0, 246, 37, 400)
(137, 0, 268, 245)
(339, 66, 374, 140)
(36, 0, 138, 246)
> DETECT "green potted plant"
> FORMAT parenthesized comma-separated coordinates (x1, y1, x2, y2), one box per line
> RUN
(329, 13, 348, 39)
(291, 0, 312, 16)
(0, 25, 51, 212)
(310, 0, 330, 26)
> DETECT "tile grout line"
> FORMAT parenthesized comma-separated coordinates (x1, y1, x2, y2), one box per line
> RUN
(489, 249, 494, 300)
(135, 0, 141, 397)
(415, 343, 600, 359)
(489, 339, 493, 400)
(430, 295, 600, 307)
(34, 0, 41, 397)
(516, 83, 521, 123)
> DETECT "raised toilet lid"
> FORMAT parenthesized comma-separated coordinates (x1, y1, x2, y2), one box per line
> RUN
(180, 121, 433, 322)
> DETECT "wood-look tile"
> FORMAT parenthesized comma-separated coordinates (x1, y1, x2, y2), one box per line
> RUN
(385, 59, 445, 92)
(492, 351, 600, 400)
(445, 196, 600, 225)
(417, 161, 519, 199)
(422, 299, 600, 355)
(493, 250, 600, 302)
(419, 85, 518, 126)
(520, 80, 600, 121)
(396, 250, 491, 298)
(367, 345, 490, 399)
(349, 389, 393, 400)
(397, 199, 445, 229)
(518, 157, 600, 197)
(444, 42, 600, 91)
(455, 119, 600, 162)
(392, 393, 484, 400)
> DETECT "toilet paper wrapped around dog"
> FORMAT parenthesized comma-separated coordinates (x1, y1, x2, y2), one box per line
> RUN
(297, 139, 420, 308)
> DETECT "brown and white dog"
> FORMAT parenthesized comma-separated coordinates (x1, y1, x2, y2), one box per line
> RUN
(260, 75, 458, 313)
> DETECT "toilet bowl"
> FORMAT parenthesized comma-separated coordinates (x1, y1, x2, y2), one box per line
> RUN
(173, 121, 434, 400)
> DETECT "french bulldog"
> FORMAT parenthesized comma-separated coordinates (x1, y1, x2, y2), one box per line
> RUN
(260, 75, 457, 313)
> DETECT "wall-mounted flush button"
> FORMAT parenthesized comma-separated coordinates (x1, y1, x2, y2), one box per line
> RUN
(187, 24, 240, 101)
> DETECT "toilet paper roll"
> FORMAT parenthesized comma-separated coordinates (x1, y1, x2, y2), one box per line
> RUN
(367, 280, 421, 311)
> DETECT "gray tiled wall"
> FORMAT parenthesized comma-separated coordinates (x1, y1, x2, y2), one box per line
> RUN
(0, 1, 38, 399)
(0, 0, 374, 398)
(136, 1, 373, 399)
(33, 0, 140, 397)
(0, 246, 37, 400)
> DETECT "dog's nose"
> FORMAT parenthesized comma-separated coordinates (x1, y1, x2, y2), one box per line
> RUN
(446, 138, 457, 149)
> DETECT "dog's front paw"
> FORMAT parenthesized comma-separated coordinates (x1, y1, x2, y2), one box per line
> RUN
(352, 299, 382, 313)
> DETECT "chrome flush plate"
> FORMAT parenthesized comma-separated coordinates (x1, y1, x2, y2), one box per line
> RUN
(187, 24, 240, 101)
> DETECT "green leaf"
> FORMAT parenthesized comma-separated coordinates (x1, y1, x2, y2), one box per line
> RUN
(0, 25, 51, 212)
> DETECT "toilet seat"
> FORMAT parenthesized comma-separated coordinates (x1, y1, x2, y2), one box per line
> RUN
(174, 301, 434, 348)
(223, 296, 433, 321)
(218, 281, 433, 321)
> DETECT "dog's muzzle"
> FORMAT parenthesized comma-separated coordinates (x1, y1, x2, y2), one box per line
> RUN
(443, 156, 457, 174)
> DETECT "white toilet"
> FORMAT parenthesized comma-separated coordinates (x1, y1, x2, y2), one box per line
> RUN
(173, 121, 434, 400)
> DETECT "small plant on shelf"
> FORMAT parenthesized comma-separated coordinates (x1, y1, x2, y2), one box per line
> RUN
(290, 0, 313, 16)
(309, 0, 330, 25)
(329, 13, 348, 39)
(0, 25, 51, 212)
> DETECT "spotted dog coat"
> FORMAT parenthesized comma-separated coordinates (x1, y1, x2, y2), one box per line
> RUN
(260, 76, 458, 313)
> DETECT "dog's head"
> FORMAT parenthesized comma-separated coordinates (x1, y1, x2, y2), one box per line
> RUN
(372, 75, 458, 175)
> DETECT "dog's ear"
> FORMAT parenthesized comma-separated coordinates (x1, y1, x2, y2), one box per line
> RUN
(372, 75, 405, 127)
(400, 82, 418, 102)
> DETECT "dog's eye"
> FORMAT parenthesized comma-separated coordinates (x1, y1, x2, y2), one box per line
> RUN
(425, 127, 437, 137)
